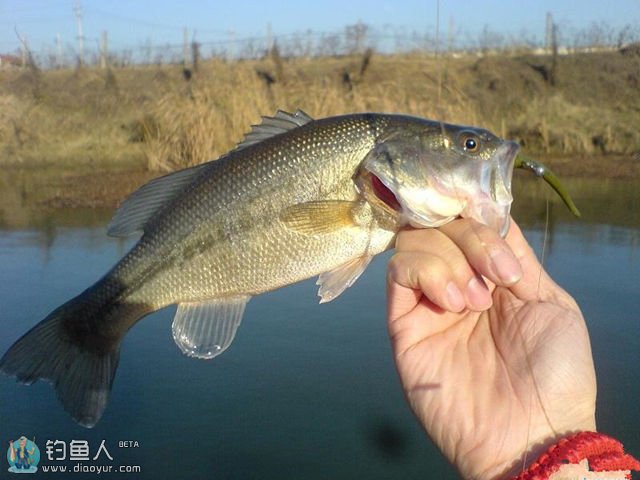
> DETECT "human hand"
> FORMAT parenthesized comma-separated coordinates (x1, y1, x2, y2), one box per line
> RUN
(386, 218, 596, 479)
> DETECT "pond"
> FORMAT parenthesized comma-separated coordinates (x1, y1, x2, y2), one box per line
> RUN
(0, 173, 638, 479)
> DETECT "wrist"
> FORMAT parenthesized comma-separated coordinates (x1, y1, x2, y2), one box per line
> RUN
(474, 432, 572, 480)
(477, 409, 598, 479)
(505, 431, 640, 480)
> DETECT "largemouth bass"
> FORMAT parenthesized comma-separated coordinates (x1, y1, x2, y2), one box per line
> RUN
(1, 110, 521, 427)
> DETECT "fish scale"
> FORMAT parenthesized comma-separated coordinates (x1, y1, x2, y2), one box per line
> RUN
(0, 110, 523, 427)
(124, 115, 388, 305)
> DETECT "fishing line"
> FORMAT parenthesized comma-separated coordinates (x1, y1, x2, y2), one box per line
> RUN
(538, 197, 550, 295)
(519, 195, 556, 474)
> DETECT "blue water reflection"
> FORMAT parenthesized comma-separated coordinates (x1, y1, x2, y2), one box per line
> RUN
(0, 178, 638, 479)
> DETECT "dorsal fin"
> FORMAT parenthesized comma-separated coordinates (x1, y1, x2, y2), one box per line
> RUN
(107, 162, 210, 237)
(108, 109, 313, 237)
(235, 109, 313, 151)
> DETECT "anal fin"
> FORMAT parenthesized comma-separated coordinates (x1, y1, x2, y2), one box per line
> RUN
(172, 296, 250, 359)
(317, 255, 373, 303)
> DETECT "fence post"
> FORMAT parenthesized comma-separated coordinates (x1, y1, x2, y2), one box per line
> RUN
(21, 36, 28, 68)
(100, 31, 108, 69)
(191, 41, 200, 72)
(183, 27, 189, 66)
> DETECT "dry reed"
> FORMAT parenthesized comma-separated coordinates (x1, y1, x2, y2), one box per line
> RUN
(0, 51, 638, 172)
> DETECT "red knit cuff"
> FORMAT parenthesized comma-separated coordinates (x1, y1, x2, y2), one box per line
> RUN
(511, 432, 640, 480)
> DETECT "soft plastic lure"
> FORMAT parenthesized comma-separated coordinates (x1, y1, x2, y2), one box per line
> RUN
(515, 154, 581, 217)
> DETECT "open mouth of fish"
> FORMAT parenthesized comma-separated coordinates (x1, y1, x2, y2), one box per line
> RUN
(366, 141, 520, 236)
(371, 174, 402, 212)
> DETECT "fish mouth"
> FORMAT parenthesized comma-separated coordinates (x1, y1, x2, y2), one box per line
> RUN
(464, 140, 519, 236)
(363, 139, 520, 235)
(371, 174, 402, 212)
(490, 141, 519, 205)
(368, 169, 465, 228)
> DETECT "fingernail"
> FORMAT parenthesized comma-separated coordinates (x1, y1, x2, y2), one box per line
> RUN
(446, 282, 465, 311)
(489, 249, 522, 285)
(466, 275, 491, 310)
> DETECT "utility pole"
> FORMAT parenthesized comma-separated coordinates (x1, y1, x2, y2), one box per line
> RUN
(434, 0, 440, 57)
(74, 0, 85, 65)
(545, 12, 553, 53)
(56, 33, 63, 68)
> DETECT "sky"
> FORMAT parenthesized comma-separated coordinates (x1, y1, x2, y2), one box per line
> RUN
(1, 0, 639, 58)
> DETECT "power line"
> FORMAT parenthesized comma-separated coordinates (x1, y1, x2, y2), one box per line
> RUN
(3, 18, 637, 68)
(84, 7, 228, 35)
(0, 16, 71, 25)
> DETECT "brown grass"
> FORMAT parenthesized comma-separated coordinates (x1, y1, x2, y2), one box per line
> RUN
(1, 50, 639, 173)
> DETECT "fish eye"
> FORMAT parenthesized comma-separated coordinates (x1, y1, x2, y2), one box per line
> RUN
(460, 133, 481, 153)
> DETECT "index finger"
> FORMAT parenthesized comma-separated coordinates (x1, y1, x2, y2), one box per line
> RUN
(437, 217, 523, 287)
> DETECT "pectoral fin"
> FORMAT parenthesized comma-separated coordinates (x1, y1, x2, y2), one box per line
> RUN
(280, 201, 359, 235)
(316, 255, 373, 303)
(172, 296, 250, 359)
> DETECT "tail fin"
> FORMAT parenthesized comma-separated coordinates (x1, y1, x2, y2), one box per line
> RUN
(0, 291, 144, 427)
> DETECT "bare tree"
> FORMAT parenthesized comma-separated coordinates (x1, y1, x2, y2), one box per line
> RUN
(318, 33, 341, 56)
(345, 22, 368, 54)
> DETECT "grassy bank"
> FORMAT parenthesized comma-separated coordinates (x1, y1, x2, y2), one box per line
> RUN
(2, 50, 639, 171)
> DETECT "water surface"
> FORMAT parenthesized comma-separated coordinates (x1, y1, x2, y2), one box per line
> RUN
(0, 176, 638, 479)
